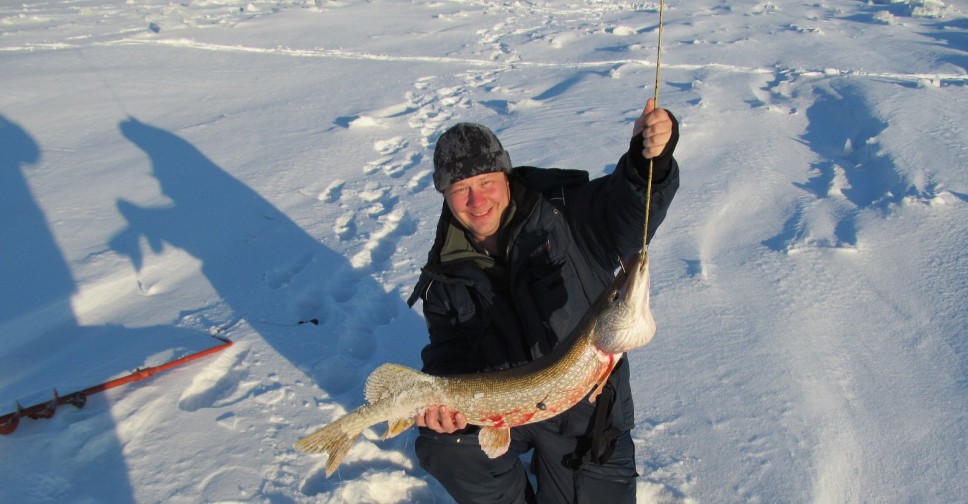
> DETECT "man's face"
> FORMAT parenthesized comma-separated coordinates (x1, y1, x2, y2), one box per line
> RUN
(444, 171, 511, 245)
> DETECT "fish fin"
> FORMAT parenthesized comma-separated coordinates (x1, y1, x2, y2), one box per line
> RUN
(295, 419, 363, 477)
(588, 356, 620, 404)
(364, 363, 428, 403)
(384, 417, 415, 439)
(478, 427, 511, 458)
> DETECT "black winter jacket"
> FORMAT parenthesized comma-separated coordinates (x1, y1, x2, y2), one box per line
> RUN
(408, 130, 679, 436)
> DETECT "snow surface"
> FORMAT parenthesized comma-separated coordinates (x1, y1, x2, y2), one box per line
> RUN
(2, 0, 967, 502)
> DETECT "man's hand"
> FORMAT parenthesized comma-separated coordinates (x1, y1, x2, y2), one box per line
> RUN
(632, 98, 674, 159)
(415, 405, 468, 434)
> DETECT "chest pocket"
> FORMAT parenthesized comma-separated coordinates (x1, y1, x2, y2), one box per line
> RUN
(428, 270, 528, 372)
(520, 213, 586, 343)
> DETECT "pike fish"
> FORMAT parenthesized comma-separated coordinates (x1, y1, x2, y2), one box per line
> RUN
(295, 251, 655, 477)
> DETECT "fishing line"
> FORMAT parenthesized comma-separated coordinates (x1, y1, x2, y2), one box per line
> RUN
(643, 0, 665, 259)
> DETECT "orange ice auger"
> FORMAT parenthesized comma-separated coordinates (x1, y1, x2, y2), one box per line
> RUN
(0, 335, 232, 435)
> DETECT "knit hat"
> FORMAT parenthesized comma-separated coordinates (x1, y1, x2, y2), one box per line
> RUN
(433, 123, 512, 192)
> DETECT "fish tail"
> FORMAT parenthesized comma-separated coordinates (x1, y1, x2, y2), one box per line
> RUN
(295, 419, 364, 477)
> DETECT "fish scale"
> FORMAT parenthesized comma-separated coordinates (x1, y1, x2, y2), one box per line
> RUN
(296, 251, 654, 477)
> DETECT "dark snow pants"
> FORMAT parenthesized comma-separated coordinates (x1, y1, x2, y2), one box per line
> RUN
(415, 401, 637, 504)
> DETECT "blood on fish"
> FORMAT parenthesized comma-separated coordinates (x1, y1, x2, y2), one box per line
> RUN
(482, 414, 505, 427)
(598, 354, 615, 381)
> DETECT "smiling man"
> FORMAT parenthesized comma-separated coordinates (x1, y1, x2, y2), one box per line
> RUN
(407, 99, 680, 504)
(443, 170, 511, 255)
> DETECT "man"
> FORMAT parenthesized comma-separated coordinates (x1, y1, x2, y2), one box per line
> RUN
(406, 98, 679, 503)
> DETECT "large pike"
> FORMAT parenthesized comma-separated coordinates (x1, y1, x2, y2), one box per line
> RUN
(295, 251, 655, 476)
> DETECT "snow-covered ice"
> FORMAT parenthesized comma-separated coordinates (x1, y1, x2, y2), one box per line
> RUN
(2, 0, 967, 502)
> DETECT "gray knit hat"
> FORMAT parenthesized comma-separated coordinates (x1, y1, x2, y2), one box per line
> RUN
(433, 123, 512, 192)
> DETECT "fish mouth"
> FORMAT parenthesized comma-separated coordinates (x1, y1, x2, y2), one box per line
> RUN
(620, 253, 649, 300)
(595, 251, 656, 354)
(613, 252, 650, 308)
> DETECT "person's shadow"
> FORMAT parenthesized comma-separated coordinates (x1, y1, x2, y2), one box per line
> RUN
(1, 115, 218, 501)
(109, 118, 429, 490)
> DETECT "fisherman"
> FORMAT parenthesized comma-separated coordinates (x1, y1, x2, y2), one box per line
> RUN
(406, 97, 679, 504)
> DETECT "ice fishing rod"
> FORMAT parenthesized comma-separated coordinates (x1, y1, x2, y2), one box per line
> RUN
(0, 335, 233, 435)
(643, 0, 665, 260)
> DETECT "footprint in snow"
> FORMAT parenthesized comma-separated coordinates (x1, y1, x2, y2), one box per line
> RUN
(407, 169, 434, 193)
(332, 211, 356, 241)
(350, 207, 418, 270)
(382, 151, 423, 178)
(319, 179, 345, 203)
(374, 136, 407, 156)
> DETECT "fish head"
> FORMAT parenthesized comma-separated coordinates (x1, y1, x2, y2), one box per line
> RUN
(591, 251, 656, 355)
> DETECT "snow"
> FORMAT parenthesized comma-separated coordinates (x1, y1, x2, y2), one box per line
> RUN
(2, 0, 967, 502)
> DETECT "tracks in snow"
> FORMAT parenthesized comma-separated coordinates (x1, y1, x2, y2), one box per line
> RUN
(6, 35, 966, 87)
